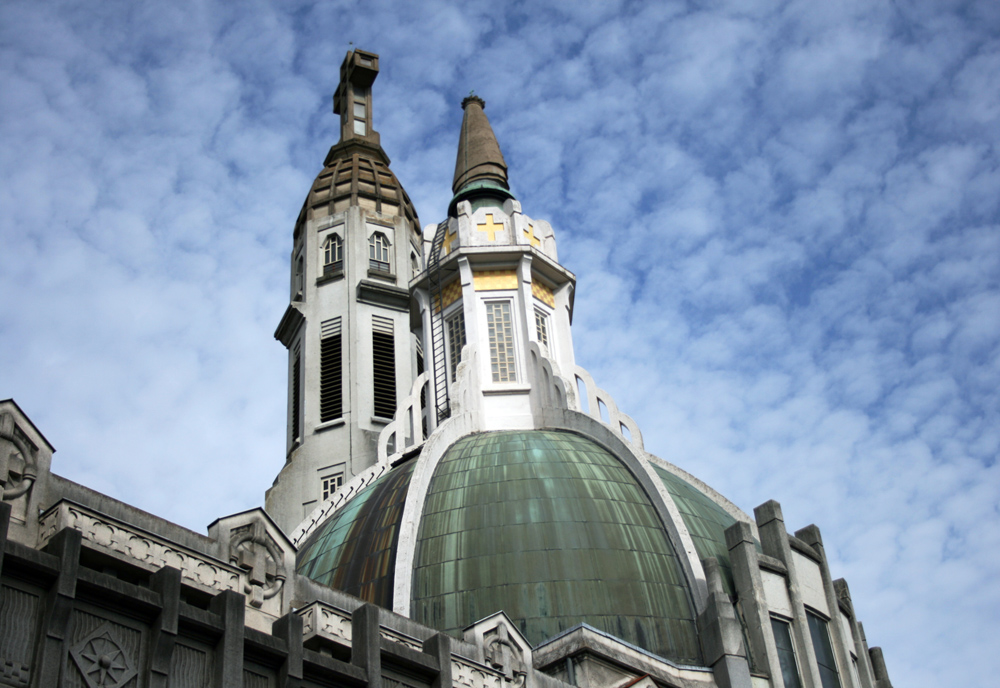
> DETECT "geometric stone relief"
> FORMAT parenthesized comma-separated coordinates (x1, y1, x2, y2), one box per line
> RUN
(228, 521, 285, 608)
(0, 660, 30, 688)
(243, 661, 276, 688)
(384, 666, 431, 688)
(169, 642, 214, 688)
(452, 657, 504, 688)
(483, 624, 527, 686)
(298, 601, 353, 646)
(39, 502, 242, 595)
(0, 584, 40, 687)
(0, 414, 38, 502)
(379, 627, 423, 652)
(69, 622, 137, 688)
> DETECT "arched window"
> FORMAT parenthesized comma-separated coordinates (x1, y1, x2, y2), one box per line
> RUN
(323, 234, 343, 274)
(369, 232, 391, 272)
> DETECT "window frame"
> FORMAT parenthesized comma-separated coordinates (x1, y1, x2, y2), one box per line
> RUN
(806, 609, 843, 688)
(484, 299, 518, 383)
(322, 232, 344, 275)
(445, 305, 467, 383)
(534, 306, 551, 352)
(321, 472, 345, 501)
(369, 231, 392, 273)
(770, 615, 804, 688)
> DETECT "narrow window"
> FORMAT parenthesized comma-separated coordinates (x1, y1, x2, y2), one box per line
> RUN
(321, 473, 344, 500)
(293, 254, 304, 298)
(534, 308, 549, 349)
(770, 618, 803, 688)
(353, 86, 367, 135)
(446, 311, 467, 382)
(486, 301, 517, 383)
(291, 345, 302, 442)
(369, 232, 391, 272)
(323, 234, 343, 274)
(807, 612, 842, 688)
(372, 316, 396, 418)
(320, 318, 343, 422)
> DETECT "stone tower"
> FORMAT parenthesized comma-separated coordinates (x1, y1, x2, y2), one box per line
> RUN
(414, 94, 578, 435)
(266, 49, 423, 534)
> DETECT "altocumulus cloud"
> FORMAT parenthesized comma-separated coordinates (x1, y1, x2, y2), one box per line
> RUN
(1, 1, 998, 686)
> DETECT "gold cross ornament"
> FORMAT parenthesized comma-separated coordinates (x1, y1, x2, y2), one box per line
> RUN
(476, 213, 504, 241)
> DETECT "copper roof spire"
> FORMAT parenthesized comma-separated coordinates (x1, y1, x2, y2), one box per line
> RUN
(452, 96, 510, 194)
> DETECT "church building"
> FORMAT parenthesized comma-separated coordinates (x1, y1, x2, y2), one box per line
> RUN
(0, 50, 894, 688)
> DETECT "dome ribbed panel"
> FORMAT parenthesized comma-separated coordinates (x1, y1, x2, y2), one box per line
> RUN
(306, 147, 419, 230)
(411, 430, 701, 664)
(296, 460, 416, 608)
(651, 465, 744, 595)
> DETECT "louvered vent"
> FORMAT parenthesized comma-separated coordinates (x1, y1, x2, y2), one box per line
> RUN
(320, 318, 343, 422)
(372, 316, 396, 419)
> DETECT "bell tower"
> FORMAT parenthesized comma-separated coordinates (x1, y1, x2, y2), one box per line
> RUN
(267, 49, 422, 534)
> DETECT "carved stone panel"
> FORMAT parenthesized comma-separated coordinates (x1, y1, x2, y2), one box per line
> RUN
(169, 640, 214, 688)
(39, 502, 243, 596)
(0, 583, 40, 687)
(67, 612, 143, 688)
(298, 601, 353, 647)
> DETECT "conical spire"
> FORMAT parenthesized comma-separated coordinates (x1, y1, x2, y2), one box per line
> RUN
(452, 96, 509, 194)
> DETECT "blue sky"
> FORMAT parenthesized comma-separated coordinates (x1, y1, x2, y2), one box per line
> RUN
(2, 1, 998, 685)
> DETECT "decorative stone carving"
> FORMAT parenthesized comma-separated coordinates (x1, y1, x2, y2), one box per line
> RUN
(298, 601, 353, 645)
(484, 624, 526, 683)
(0, 413, 37, 501)
(69, 623, 137, 688)
(38, 501, 242, 594)
(229, 520, 285, 608)
(461, 612, 531, 688)
(379, 627, 423, 652)
(452, 657, 503, 688)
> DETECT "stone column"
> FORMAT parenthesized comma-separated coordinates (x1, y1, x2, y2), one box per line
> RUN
(273, 611, 304, 688)
(754, 500, 822, 688)
(698, 557, 753, 688)
(869, 648, 893, 688)
(833, 579, 875, 688)
(352, 603, 382, 688)
(424, 633, 453, 688)
(35, 527, 81, 687)
(149, 566, 181, 688)
(795, 526, 855, 688)
(726, 520, 782, 686)
(210, 590, 246, 688)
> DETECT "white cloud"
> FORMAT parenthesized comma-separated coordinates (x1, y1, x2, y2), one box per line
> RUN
(2, 1, 999, 686)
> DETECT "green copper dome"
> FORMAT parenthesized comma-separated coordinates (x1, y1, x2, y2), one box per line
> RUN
(296, 430, 706, 666)
(413, 431, 700, 664)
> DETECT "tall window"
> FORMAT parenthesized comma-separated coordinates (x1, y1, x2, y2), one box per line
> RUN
(446, 311, 467, 382)
(320, 318, 343, 422)
(369, 232, 391, 272)
(770, 618, 803, 688)
(486, 301, 517, 383)
(323, 234, 343, 274)
(807, 612, 842, 688)
(534, 308, 549, 349)
(353, 85, 367, 136)
(290, 344, 302, 442)
(372, 316, 396, 418)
